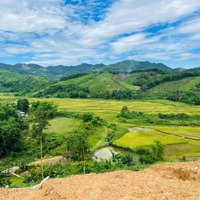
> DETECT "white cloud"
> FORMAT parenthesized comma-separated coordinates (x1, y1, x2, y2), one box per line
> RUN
(0, 0, 199, 66)
(0, 0, 66, 33)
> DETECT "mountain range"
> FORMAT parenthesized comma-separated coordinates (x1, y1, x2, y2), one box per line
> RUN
(0, 60, 199, 105)
(0, 60, 171, 77)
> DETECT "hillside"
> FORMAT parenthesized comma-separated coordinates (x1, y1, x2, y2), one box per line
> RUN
(33, 68, 200, 104)
(148, 76, 200, 95)
(1, 160, 200, 200)
(147, 76, 200, 104)
(34, 72, 138, 98)
(0, 69, 49, 95)
(0, 60, 199, 104)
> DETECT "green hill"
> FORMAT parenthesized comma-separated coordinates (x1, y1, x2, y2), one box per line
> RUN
(34, 72, 138, 98)
(147, 76, 200, 104)
(0, 60, 199, 105)
(148, 77, 200, 94)
(0, 69, 49, 95)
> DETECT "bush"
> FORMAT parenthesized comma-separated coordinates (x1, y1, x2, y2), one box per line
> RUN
(137, 141, 165, 164)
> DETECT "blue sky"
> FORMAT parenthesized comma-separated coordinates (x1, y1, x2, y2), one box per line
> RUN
(0, 0, 200, 68)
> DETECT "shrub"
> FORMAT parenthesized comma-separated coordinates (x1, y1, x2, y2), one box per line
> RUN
(137, 141, 165, 164)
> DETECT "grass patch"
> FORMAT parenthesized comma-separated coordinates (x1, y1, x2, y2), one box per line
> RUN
(45, 117, 82, 135)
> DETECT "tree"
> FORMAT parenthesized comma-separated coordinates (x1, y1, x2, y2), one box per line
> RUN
(32, 119, 49, 178)
(138, 141, 165, 164)
(31, 101, 57, 120)
(31, 101, 55, 178)
(151, 140, 165, 162)
(82, 113, 93, 122)
(0, 119, 22, 157)
(111, 152, 135, 166)
(17, 98, 29, 113)
(66, 130, 90, 173)
(0, 104, 27, 158)
(118, 106, 130, 118)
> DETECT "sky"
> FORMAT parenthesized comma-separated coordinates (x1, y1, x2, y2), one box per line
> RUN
(0, 0, 200, 68)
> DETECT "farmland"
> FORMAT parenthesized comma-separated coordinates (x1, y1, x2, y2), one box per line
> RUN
(1, 93, 200, 161)
(32, 97, 200, 117)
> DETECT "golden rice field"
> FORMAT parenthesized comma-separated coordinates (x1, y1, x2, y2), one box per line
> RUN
(113, 130, 200, 160)
(1, 93, 200, 117)
(114, 131, 188, 148)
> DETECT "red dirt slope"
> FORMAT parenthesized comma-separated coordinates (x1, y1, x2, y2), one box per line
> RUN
(0, 161, 200, 200)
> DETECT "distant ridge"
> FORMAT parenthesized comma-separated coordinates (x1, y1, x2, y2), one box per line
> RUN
(0, 60, 171, 77)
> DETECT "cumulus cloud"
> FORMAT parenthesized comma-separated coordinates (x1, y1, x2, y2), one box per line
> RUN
(0, 0, 199, 67)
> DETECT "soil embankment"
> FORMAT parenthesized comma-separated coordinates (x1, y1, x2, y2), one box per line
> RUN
(0, 161, 200, 200)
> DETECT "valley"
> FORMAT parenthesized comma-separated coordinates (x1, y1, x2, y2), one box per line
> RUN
(1, 93, 200, 163)
(0, 61, 199, 189)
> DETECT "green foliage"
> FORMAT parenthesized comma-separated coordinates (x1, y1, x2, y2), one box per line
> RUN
(23, 160, 147, 184)
(82, 113, 93, 122)
(35, 84, 90, 98)
(31, 101, 57, 120)
(118, 106, 200, 126)
(140, 68, 200, 90)
(0, 104, 28, 157)
(137, 141, 165, 164)
(17, 98, 29, 113)
(0, 69, 48, 95)
(111, 90, 138, 100)
(166, 90, 200, 105)
(60, 73, 88, 81)
(0, 177, 11, 187)
(118, 106, 145, 119)
(66, 130, 91, 162)
(112, 153, 135, 166)
(180, 155, 187, 162)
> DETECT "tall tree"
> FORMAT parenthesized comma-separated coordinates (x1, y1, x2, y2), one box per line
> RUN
(17, 98, 29, 113)
(31, 101, 56, 178)
(0, 104, 27, 157)
(66, 130, 90, 173)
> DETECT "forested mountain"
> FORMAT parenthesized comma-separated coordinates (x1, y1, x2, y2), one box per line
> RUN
(105, 60, 171, 72)
(0, 63, 46, 77)
(0, 60, 171, 78)
(0, 60, 199, 104)
(0, 63, 105, 77)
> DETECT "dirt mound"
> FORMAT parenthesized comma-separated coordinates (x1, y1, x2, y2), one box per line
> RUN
(0, 161, 200, 200)
(150, 161, 200, 181)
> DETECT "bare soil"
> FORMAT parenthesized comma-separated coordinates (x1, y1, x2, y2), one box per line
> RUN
(0, 161, 200, 200)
